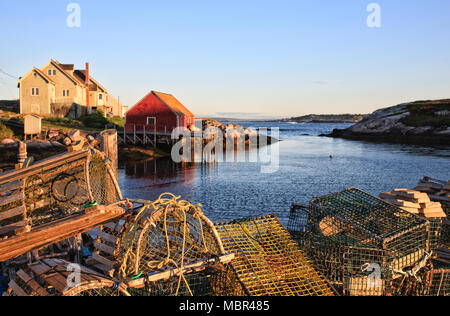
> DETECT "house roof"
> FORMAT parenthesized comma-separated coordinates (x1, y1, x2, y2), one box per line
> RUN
(33, 68, 55, 84)
(74, 70, 108, 93)
(153, 91, 194, 117)
(49, 60, 85, 86)
(19, 68, 55, 85)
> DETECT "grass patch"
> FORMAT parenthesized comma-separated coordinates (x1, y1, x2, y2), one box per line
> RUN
(401, 100, 450, 128)
(401, 114, 450, 128)
(0, 122, 14, 139)
(107, 116, 124, 130)
(44, 117, 75, 124)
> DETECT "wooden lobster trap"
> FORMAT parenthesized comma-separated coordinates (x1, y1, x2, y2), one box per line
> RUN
(0, 149, 122, 239)
(3, 259, 130, 296)
(83, 194, 239, 296)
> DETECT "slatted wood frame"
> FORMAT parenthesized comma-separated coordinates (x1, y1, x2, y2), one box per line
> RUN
(85, 220, 126, 277)
(3, 259, 130, 297)
(0, 179, 27, 237)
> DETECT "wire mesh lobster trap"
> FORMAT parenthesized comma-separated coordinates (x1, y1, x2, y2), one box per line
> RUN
(308, 188, 429, 270)
(3, 259, 130, 297)
(288, 188, 432, 296)
(214, 215, 335, 296)
(0, 149, 122, 238)
(422, 261, 450, 296)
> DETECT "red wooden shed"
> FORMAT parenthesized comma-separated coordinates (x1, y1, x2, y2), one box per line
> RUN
(125, 91, 195, 133)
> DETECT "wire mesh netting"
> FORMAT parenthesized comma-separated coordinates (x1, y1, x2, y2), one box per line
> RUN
(288, 188, 434, 296)
(214, 215, 335, 296)
(308, 188, 429, 270)
(88, 153, 122, 206)
(423, 261, 450, 296)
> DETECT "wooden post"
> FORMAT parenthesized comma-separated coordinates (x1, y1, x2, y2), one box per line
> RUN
(16, 141, 27, 169)
(143, 125, 146, 145)
(100, 130, 118, 175)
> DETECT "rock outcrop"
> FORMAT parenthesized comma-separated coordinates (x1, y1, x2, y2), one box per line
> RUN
(326, 100, 450, 145)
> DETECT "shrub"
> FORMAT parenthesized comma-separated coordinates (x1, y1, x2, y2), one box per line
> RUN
(79, 111, 109, 129)
(0, 123, 14, 139)
(44, 117, 74, 124)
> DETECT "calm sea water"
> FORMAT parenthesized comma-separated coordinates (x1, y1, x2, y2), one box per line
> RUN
(118, 122, 450, 225)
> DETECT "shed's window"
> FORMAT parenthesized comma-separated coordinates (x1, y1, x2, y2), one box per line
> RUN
(99, 94, 103, 100)
(31, 88, 39, 96)
(147, 117, 156, 126)
(63, 89, 70, 97)
(53, 70, 56, 76)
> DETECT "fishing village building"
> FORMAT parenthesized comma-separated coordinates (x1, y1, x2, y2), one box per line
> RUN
(125, 91, 195, 133)
(18, 60, 125, 119)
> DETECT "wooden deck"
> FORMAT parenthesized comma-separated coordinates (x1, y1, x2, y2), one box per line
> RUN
(118, 125, 192, 146)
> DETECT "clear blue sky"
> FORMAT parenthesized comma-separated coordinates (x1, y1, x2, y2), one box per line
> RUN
(1, 0, 449, 118)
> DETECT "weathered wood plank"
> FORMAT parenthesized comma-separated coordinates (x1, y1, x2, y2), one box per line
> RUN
(29, 262, 53, 276)
(97, 230, 118, 244)
(104, 222, 124, 233)
(93, 242, 115, 256)
(0, 206, 26, 222)
(16, 270, 49, 296)
(0, 193, 23, 207)
(0, 180, 24, 194)
(0, 150, 89, 186)
(0, 220, 28, 236)
(8, 280, 28, 296)
(0, 205, 125, 262)
(92, 253, 115, 268)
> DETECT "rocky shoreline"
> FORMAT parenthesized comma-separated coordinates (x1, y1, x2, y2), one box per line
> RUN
(324, 100, 450, 146)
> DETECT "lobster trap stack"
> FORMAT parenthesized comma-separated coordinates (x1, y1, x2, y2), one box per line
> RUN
(289, 188, 430, 296)
(215, 215, 335, 296)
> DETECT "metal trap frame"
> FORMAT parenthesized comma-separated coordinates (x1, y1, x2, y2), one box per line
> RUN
(215, 214, 335, 296)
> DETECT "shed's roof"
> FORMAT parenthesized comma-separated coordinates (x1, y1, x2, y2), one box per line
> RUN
(153, 91, 194, 117)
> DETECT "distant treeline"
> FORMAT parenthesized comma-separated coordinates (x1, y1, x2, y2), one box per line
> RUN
(283, 114, 367, 123)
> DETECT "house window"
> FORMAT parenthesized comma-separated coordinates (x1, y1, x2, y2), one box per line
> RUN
(53, 70, 56, 76)
(31, 88, 39, 96)
(63, 89, 70, 97)
(99, 94, 103, 100)
(147, 117, 156, 126)
(48, 70, 52, 76)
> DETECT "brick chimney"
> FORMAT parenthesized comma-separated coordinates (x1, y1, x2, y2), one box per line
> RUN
(85, 62, 90, 113)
